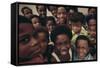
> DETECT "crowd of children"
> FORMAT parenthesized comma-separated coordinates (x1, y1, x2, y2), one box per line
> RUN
(18, 5, 97, 64)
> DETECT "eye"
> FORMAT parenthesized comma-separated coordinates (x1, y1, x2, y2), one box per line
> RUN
(19, 35, 30, 45)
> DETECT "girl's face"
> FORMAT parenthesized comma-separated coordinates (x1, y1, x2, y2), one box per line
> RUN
(57, 7, 67, 24)
(19, 23, 41, 58)
(31, 17, 40, 29)
(49, 6, 57, 17)
(76, 40, 89, 60)
(71, 22, 82, 34)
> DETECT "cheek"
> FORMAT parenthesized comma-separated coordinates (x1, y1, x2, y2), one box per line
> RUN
(19, 44, 31, 57)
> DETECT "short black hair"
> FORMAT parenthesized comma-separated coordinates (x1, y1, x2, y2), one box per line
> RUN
(86, 14, 96, 25)
(21, 7, 32, 14)
(18, 15, 32, 24)
(69, 12, 85, 24)
(47, 5, 57, 11)
(46, 16, 56, 25)
(50, 25, 72, 42)
(36, 5, 46, 11)
(30, 15, 39, 20)
(75, 35, 90, 48)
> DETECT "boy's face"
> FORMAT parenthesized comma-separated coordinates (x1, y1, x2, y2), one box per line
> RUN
(23, 8, 33, 19)
(46, 20, 55, 32)
(37, 32, 48, 54)
(88, 8, 96, 15)
(55, 34, 71, 58)
(31, 17, 40, 29)
(19, 23, 41, 58)
(37, 5, 46, 18)
(76, 40, 89, 59)
(49, 6, 57, 17)
(57, 7, 67, 24)
(71, 22, 82, 34)
(88, 19, 96, 30)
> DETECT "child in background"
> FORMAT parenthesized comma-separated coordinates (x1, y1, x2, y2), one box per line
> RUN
(21, 7, 33, 19)
(56, 7, 68, 25)
(47, 6, 57, 21)
(30, 15, 41, 29)
(73, 35, 93, 61)
(69, 12, 88, 45)
(36, 5, 47, 26)
(87, 15, 97, 59)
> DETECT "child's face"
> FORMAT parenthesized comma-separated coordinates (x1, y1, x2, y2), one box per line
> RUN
(88, 27, 96, 38)
(88, 8, 96, 15)
(31, 17, 40, 29)
(55, 34, 71, 58)
(46, 20, 55, 32)
(71, 22, 82, 34)
(88, 19, 96, 31)
(19, 23, 41, 58)
(76, 40, 89, 59)
(23, 8, 33, 19)
(49, 6, 57, 17)
(37, 5, 46, 18)
(57, 7, 67, 24)
(37, 32, 48, 54)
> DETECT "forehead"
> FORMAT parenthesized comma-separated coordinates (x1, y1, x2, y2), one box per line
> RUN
(56, 34, 69, 42)
(19, 23, 33, 36)
(57, 7, 66, 12)
(38, 5, 45, 10)
(77, 40, 88, 47)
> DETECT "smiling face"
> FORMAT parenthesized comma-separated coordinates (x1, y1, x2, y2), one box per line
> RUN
(57, 7, 67, 24)
(19, 23, 41, 59)
(76, 40, 89, 60)
(55, 34, 71, 61)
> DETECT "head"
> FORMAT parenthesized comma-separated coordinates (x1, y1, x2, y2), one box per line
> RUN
(21, 7, 33, 19)
(31, 15, 41, 29)
(51, 25, 72, 61)
(36, 5, 47, 18)
(48, 6, 57, 17)
(75, 35, 90, 60)
(46, 16, 56, 32)
(88, 8, 96, 15)
(87, 15, 96, 38)
(18, 15, 41, 62)
(69, 12, 84, 34)
(35, 26, 49, 54)
(57, 7, 68, 24)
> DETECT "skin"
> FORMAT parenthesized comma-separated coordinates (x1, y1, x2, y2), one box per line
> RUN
(46, 20, 55, 33)
(71, 22, 82, 34)
(19, 23, 44, 64)
(76, 40, 89, 60)
(57, 7, 67, 24)
(31, 17, 40, 29)
(55, 34, 71, 61)
(49, 6, 57, 17)
(88, 8, 96, 15)
(37, 5, 46, 18)
(37, 32, 48, 54)
(19, 23, 41, 57)
(23, 8, 33, 19)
